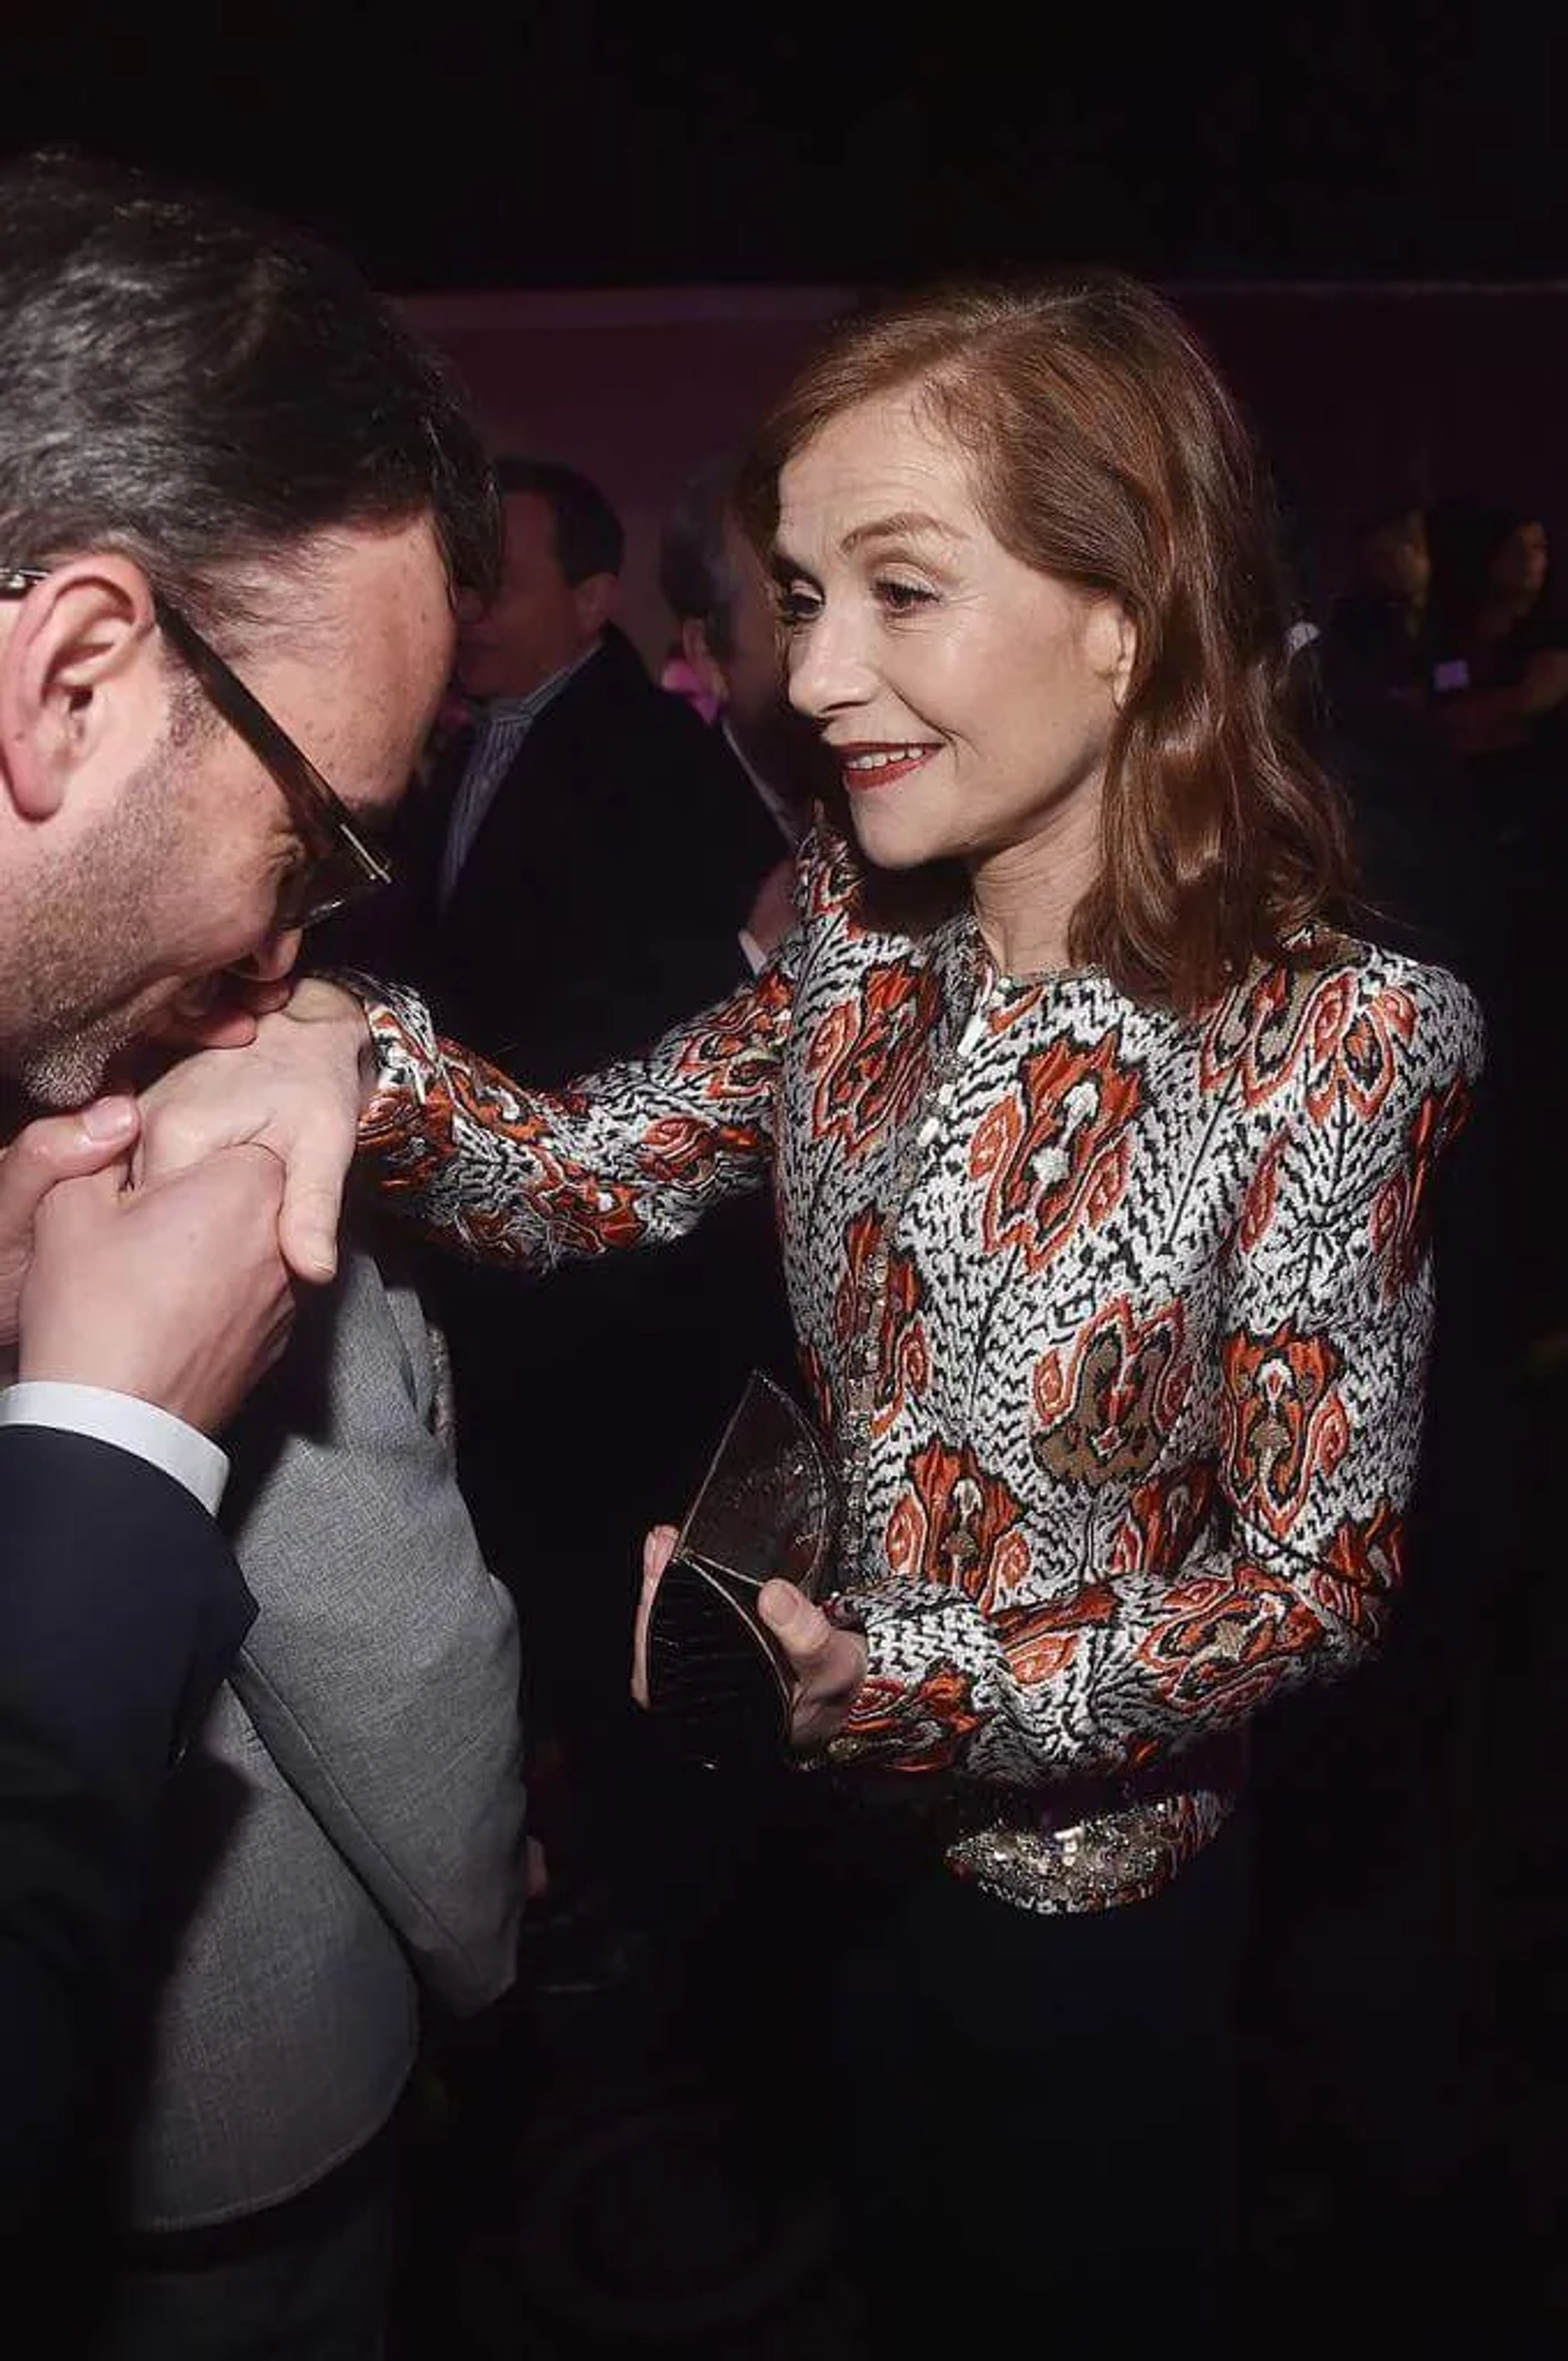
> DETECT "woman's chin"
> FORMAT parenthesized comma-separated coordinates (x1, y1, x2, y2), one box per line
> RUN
(848, 811, 942, 873)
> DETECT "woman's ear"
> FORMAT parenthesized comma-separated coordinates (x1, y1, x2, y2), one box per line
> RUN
(1086, 596, 1138, 711)
(0, 558, 163, 819)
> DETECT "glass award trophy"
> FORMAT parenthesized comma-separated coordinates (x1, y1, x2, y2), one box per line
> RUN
(644, 1371, 842, 1768)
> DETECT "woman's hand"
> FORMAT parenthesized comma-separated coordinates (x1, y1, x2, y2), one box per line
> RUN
(134, 978, 375, 1285)
(757, 1576, 868, 1751)
(633, 1523, 866, 1753)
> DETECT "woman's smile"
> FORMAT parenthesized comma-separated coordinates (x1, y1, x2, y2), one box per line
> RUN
(834, 740, 942, 791)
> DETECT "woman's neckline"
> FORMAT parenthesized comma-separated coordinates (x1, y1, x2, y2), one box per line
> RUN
(961, 903, 1099, 992)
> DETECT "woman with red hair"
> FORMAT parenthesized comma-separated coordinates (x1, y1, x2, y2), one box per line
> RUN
(146, 274, 1484, 2350)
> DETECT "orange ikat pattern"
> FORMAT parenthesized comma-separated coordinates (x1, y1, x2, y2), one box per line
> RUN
(356, 818, 1484, 1805)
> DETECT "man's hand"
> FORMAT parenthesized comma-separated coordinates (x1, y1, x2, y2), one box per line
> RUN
(135, 978, 372, 1285)
(633, 1524, 866, 1753)
(0, 1099, 141, 1354)
(20, 1147, 297, 1435)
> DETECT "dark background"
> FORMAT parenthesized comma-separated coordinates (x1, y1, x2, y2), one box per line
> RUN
(11, 6, 1562, 632)
(2, 8, 1561, 292)
(7, 14, 1567, 2351)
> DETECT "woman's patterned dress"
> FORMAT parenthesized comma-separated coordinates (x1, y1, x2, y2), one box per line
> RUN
(354, 822, 1484, 1913)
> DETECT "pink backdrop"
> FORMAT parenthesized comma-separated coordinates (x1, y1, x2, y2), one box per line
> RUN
(400, 282, 1568, 662)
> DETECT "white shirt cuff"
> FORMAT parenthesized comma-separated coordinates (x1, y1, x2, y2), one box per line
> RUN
(0, 1383, 229, 1514)
(738, 928, 768, 976)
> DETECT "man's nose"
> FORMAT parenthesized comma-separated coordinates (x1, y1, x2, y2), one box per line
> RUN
(234, 927, 303, 986)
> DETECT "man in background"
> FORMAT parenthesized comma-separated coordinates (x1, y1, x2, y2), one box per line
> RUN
(336, 453, 795, 1958)
(657, 448, 836, 962)
(377, 452, 782, 1070)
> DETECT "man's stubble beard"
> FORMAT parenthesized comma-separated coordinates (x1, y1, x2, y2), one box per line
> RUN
(2, 735, 193, 1111)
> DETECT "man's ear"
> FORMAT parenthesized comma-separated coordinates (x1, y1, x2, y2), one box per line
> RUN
(0, 557, 166, 820)
(679, 616, 729, 711)
(572, 569, 620, 639)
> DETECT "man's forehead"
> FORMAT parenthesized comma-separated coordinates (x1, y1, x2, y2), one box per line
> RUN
(259, 513, 448, 633)
(502, 491, 555, 553)
(289, 521, 453, 751)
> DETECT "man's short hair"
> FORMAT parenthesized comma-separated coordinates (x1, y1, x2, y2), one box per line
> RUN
(0, 150, 501, 636)
(494, 456, 624, 586)
(657, 453, 742, 662)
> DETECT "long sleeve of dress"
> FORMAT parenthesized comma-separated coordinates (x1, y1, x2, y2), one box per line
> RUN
(346, 826, 1486, 1800)
(354, 960, 795, 1267)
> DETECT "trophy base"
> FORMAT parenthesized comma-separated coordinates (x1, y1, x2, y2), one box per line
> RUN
(644, 1555, 791, 1770)
(641, 1370, 841, 1771)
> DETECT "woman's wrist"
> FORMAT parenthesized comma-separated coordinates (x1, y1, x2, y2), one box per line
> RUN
(296, 971, 379, 1113)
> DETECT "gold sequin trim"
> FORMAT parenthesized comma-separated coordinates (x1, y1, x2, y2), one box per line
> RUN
(942, 1786, 1234, 1916)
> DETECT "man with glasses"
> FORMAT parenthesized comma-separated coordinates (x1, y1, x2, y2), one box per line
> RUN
(0, 570, 394, 933)
(0, 147, 517, 2322)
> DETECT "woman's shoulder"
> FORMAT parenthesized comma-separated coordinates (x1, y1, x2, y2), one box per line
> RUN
(1201, 924, 1486, 1108)
(1298, 922, 1483, 1054)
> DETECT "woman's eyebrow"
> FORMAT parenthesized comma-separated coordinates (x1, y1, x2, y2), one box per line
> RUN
(773, 511, 963, 578)
(840, 510, 964, 555)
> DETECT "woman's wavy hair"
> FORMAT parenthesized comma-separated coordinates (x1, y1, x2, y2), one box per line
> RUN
(737, 274, 1354, 1014)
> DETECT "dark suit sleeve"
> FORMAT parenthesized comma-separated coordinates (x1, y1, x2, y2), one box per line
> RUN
(0, 1427, 254, 2214)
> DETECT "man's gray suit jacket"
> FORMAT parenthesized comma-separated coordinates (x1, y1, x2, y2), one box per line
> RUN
(122, 1245, 526, 2230)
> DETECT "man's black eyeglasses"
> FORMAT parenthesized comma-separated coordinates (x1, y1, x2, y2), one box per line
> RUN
(0, 564, 392, 929)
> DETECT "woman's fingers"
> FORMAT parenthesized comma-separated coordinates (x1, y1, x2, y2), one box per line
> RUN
(631, 1523, 679, 1707)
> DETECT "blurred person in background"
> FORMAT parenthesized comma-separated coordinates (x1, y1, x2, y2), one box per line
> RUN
(326, 452, 795, 1978)
(659, 448, 839, 966)
(1426, 498, 1568, 777)
(1324, 497, 1433, 705)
